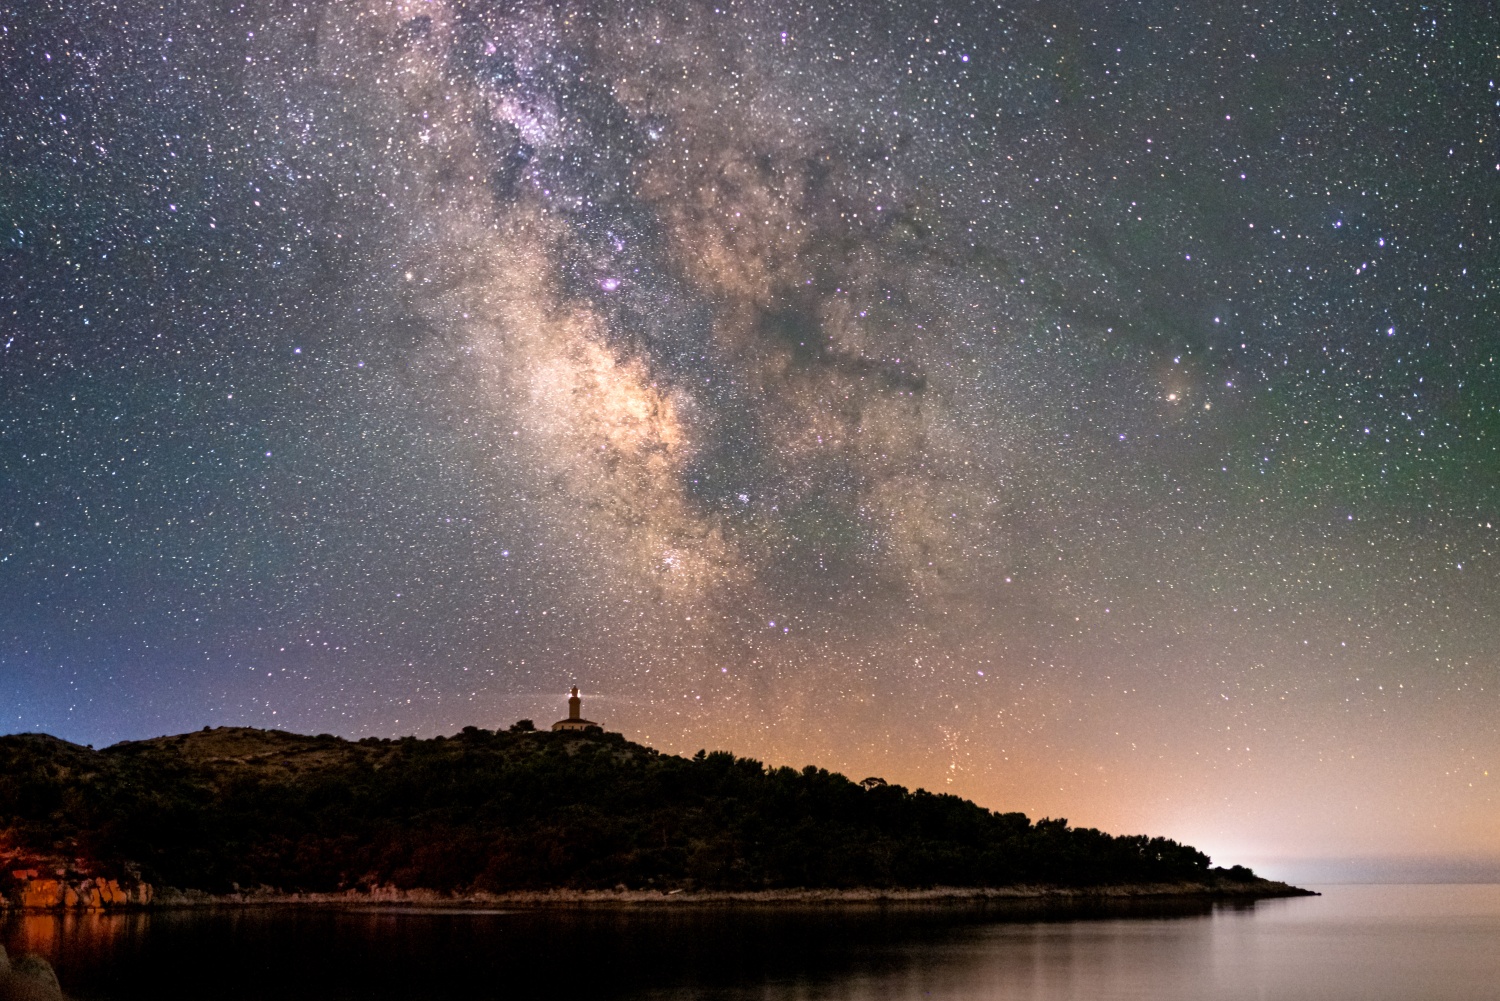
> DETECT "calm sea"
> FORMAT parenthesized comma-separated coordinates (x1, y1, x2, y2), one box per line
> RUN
(4, 884, 1498, 1000)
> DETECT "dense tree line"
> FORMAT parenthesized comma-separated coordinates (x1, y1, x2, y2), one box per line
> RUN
(0, 726, 1246, 894)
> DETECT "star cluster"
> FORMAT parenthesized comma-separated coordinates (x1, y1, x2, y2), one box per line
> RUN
(2, 0, 1497, 869)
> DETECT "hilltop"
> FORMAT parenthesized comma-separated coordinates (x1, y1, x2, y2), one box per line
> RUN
(0, 724, 1306, 904)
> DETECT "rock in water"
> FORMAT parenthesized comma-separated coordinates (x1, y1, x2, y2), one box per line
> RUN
(0, 952, 67, 1001)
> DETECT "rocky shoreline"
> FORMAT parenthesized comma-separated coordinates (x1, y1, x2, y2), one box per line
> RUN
(1, 877, 1313, 912)
(0, 871, 153, 912)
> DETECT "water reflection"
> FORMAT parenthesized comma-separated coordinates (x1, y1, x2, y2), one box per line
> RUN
(3, 888, 1497, 1001)
(0, 898, 1220, 1001)
(4, 911, 150, 984)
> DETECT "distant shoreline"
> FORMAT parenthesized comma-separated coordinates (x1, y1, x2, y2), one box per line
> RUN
(124, 878, 1315, 910)
(0, 727, 1315, 912)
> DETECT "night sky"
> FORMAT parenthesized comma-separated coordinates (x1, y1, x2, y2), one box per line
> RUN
(3, 0, 1498, 876)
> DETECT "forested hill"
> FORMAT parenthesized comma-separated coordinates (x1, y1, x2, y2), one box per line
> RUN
(0, 724, 1270, 896)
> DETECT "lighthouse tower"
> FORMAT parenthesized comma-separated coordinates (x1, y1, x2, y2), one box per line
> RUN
(551, 686, 603, 732)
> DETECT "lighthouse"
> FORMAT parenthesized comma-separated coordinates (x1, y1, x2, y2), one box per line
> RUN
(551, 686, 603, 732)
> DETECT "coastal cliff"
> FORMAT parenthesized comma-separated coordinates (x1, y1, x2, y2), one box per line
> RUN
(1, 872, 152, 911)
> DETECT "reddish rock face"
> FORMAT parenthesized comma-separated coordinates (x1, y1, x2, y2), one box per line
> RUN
(1, 847, 156, 911)
(15, 880, 63, 910)
(3, 874, 154, 911)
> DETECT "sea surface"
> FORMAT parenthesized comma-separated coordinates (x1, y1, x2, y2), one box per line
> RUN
(3, 884, 1498, 1000)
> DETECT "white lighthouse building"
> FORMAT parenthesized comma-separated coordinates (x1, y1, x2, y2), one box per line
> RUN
(551, 686, 603, 732)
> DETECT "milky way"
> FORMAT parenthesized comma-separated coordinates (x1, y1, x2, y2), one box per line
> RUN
(3, 0, 1498, 873)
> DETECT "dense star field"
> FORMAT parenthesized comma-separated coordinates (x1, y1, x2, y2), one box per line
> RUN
(1, 0, 1497, 874)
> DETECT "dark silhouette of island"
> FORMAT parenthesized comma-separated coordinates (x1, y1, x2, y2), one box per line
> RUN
(0, 723, 1305, 903)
